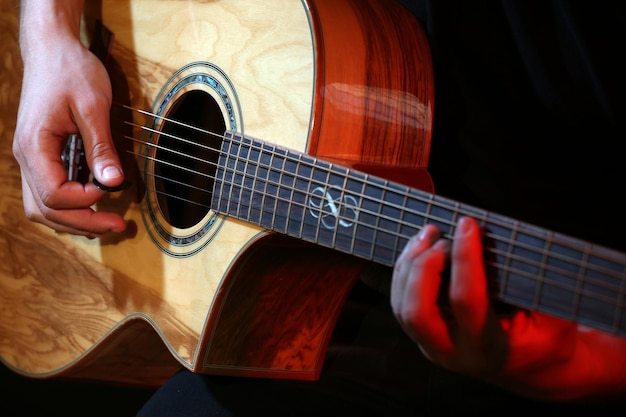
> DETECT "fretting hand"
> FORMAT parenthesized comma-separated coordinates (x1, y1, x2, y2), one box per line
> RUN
(391, 216, 626, 401)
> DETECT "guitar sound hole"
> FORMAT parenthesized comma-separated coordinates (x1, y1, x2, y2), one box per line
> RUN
(154, 90, 225, 229)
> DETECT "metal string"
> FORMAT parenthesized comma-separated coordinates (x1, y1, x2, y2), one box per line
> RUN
(114, 103, 626, 315)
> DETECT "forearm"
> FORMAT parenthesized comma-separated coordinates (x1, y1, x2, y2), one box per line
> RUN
(495, 328, 626, 403)
(576, 329, 626, 401)
(19, 0, 85, 64)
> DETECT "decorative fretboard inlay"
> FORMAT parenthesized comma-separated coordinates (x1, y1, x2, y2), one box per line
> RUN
(211, 131, 626, 337)
(308, 186, 359, 230)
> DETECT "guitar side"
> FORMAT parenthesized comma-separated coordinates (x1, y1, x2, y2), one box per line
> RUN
(0, 0, 433, 386)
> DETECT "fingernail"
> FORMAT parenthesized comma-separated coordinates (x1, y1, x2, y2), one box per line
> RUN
(102, 166, 122, 180)
(457, 216, 474, 236)
(418, 224, 440, 243)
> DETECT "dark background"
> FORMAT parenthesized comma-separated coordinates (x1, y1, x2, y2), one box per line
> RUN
(2, 0, 626, 415)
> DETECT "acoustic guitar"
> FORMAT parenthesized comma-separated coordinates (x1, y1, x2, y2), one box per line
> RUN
(0, 0, 624, 389)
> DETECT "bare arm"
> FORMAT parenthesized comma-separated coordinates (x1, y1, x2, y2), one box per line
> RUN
(391, 216, 626, 402)
(13, 0, 126, 237)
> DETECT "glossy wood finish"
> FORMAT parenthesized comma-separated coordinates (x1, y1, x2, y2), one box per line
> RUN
(308, 0, 433, 169)
(0, 0, 433, 386)
(213, 131, 626, 338)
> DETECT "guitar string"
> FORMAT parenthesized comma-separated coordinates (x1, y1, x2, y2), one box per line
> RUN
(111, 104, 626, 314)
(117, 106, 626, 262)
(118, 105, 626, 270)
(118, 108, 626, 327)
(116, 105, 626, 286)
(117, 105, 590, 249)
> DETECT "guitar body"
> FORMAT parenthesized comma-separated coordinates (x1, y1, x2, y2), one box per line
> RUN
(0, 0, 433, 386)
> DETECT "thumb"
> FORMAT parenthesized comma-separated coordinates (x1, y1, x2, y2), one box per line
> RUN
(88, 130, 125, 188)
(78, 109, 125, 189)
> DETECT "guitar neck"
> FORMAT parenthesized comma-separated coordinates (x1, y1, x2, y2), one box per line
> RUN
(212, 132, 626, 337)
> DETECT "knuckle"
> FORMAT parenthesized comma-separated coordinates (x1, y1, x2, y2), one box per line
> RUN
(411, 249, 442, 276)
(39, 189, 59, 209)
(12, 132, 31, 162)
(11, 138, 22, 160)
(79, 86, 111, 110)
(449, 290, 474, 314)
(24, 207, 40, 223)
(90, 140, 113, 159)
(24, 203, 51, 226)
(402, 310, 426, 331)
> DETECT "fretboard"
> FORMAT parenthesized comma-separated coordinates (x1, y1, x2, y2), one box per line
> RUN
(211, 132, 626, 337)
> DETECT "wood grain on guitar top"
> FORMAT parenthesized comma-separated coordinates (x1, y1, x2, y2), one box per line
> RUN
(0, 0, 433, 386)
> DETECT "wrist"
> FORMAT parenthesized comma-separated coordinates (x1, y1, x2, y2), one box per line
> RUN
(19, 0, 85, 63)
(577, 329, 626, 401)
(510, 329, 626, 402)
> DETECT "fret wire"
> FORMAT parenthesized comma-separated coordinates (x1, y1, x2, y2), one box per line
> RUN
(294, 147, 312, 242)
(250, 143, 280, 231)
(274, 146, 289, 234)
(477, 213, 487, 229)
(537, 227, 551, 310)
(392, 178, 413, 261)
(446, 200, 461, 244)
(163, 130, 617, 272)
(311, 161, 327, 245)
(295, 151, 307, 241)
(425, 192, 435, 236)
(495, 216, 515, 305)
(234, 137, 246, 219)
(478, 211, 626, 292)
(475, 212, 491, 275)
(570, 242, 591, 323)
(210, 148, 224, 214)
(310, 158, 326, 239)
(287, 148, 299, 235)
(260, 142, 273, 228)
(243, 137, 256, 223)
(218, 154, 625, 291)
(217, 145, 626, 328)
(276, 150, 296, 237)
(222, 136, 604, 265)
(216, 135, 446, 241)
(490, 270, 619, 335)
(615, 265, 626, 333)
(487, 259, 620, 310)
(348, 169, 364, 256)
(328, 164, 339, 250)
(497, 229, 623, 287)
(139, 125, 626, 332)
(336, 164, 354, 252)
(328, 163, 340, 251)
(449, 200, 460, 234)
(488, 241, 623, 298)
(255, 140, 263, 222)
(258, 143, 273, 225)
(220, 138, 230, 213)
(344, 167, 358, 256)
(332, 163, 354, 251)
(231, 138, 241, 217)
(217, 160, 624, 295)
(215, 134, 626, 285)
(253, 141, 265, 226)
(392, 181, 411, 260)
(522, 220, 545, 310)
(390, 183, 406, 260)
(369, 175, 384, 260)
(223, 138, 236, 215)
(218, 139, 411, 260)
(136, 120, 416, 252)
